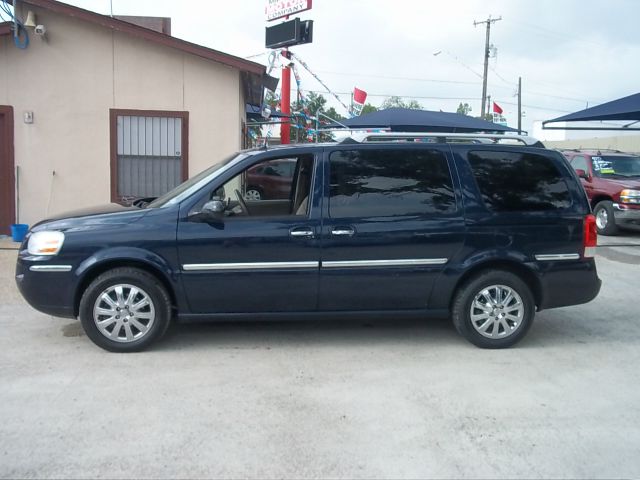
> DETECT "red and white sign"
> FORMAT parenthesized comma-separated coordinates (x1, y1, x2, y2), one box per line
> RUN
(351, 87, 368, 116)
(353, 87, 367, 105)
(266, 0, 313, 22)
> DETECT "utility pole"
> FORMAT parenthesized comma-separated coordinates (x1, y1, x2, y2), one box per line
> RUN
(474, 15, 502, 118)
(280, 49, 291, 145)
(487, 94, 492, 121)
(517, 76, 522, 134)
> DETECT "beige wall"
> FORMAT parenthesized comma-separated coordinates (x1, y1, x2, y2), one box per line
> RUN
(545, 135, 640, 153)
(0, 6, 245, 226)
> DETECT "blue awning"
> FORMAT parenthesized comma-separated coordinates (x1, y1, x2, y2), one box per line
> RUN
(326, 108, 517, 133)
(544, 92, 640, 128)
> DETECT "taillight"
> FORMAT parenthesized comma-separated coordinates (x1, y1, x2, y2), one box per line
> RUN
(583, 214, 597, 258)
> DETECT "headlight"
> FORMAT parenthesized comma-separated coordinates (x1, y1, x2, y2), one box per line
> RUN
(27, 231, 65, 256)
(620, 189, 640, 204)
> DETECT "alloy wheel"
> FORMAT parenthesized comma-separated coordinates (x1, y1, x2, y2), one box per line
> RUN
(469, 284, 525, 339)
(244, 189, 262, 201)
(93, 284, 156, 343)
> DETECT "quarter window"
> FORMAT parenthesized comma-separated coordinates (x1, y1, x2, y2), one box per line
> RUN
(468, 150, 572, 211)
(329, 149, 456, 217)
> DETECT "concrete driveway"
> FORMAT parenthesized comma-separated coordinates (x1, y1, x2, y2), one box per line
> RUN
(1, 233, 639, 479)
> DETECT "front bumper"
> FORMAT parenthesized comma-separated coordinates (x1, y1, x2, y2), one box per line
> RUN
(15, 257, 77, 318)
(613, 203, 640, 225)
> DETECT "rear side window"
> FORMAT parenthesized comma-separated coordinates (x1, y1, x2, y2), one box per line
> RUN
(329, 149, 456, 217)
(468, 150, 572, 211)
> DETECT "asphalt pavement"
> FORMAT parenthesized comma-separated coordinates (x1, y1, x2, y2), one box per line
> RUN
(1, 233, 639, 479)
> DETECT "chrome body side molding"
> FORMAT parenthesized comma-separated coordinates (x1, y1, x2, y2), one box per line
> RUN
(534, 253, 580, 261)
(29, 265, 73, 272)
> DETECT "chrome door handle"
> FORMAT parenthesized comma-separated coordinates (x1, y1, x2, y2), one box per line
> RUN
(331, 227, 355, 237)
(290, 228, 315, 238)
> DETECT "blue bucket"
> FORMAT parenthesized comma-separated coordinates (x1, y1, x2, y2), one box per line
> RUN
(10, 223, 29, 243)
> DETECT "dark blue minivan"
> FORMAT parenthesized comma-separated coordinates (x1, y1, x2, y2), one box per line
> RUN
(16, 133, 601, 351)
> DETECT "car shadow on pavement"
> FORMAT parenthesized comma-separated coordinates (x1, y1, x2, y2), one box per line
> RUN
(146, 305, 636, 352)
(153, 316, 463, 352)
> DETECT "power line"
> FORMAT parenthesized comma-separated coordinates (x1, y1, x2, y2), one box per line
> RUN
(314, 65, 602, 105)
(314, 70, 481, 86)
(511, 20, 609, 50)
(497, 99, 574, 114)
(299, 90, 481, 101)
(299, 89, 575, 114)
(432, 50, 483, 79)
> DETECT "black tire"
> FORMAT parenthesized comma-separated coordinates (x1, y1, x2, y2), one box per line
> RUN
(452, 270, 535, 349)
(79, 267, 172, 352)
(593, 200, 619, 236)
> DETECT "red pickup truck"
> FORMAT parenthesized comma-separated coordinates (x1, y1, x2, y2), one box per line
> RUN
(561, 149, 640, 235)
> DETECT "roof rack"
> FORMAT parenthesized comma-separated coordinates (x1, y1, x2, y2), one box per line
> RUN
(344, 131, 544, 147)
(556, 148, 625, 154)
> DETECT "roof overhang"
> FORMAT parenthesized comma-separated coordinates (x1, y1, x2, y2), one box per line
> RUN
(543, 92, 640, 131)
(8, 0, 266, 75)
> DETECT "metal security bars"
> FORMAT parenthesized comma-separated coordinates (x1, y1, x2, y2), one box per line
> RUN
(110, 109, 189, 203)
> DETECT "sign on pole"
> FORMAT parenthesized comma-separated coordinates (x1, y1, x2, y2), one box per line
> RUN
(265, 19, 313, 49)
(266, 0, 312, 22)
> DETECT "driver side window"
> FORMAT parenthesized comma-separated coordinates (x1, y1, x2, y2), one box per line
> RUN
(198, 155, 314, 219)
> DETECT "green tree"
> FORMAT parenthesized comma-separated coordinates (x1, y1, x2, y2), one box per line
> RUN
(360, 103, 378, 115)
(380, 96, 423, 110)
(294, 91, 326, 115)
(456, 102, 472, 115)
(324, 106, 345, 122)
(292, 92, 346, 143)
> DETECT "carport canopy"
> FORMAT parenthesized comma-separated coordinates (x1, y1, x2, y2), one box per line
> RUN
(326, 108, 518, 133)
(543, 92, 640, 130)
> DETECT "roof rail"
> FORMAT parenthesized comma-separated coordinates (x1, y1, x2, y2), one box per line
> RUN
(347, 131, 544, 147)
(556, 147, 625, 154)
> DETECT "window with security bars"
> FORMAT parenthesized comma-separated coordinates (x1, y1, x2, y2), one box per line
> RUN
(110, 110, 188, 203)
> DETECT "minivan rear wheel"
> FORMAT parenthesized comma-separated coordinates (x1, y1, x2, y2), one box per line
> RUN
(452, 270, 535, 348)
(79, 267, 172, 352)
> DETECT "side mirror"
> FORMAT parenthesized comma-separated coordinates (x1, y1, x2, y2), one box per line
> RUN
(191, 199, 225, 222)
(575, 169, 589, 180)
(202, 199, 225, 216)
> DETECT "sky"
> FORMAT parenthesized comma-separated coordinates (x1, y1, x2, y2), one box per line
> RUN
(37, 0, 640, 133)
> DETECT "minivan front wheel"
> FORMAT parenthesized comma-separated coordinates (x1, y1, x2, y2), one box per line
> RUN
(452, 270, 535, 348)
(79, 268, 172, 352)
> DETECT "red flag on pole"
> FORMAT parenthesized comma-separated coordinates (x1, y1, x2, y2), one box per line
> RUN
(492, 102, 503, 114)
(353, 87, 367, 105)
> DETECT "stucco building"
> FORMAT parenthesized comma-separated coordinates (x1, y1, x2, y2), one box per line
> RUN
(0, 0, 268, 233)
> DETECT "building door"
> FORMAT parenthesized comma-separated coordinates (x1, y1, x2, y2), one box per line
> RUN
(0, 106, 15, 235)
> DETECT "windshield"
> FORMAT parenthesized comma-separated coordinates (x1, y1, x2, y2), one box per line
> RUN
(147, 152, 250, 208)
(593, 155, 640, 178)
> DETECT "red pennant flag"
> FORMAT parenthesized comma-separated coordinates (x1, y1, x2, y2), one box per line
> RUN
(492, 102, 503, 114)
(353, 87, 367, 105)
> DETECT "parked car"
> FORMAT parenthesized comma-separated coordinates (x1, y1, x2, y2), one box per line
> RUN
(16, 133, 601, 352)
(245, 158, 296, 200)
(560, 149, 640, 235)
